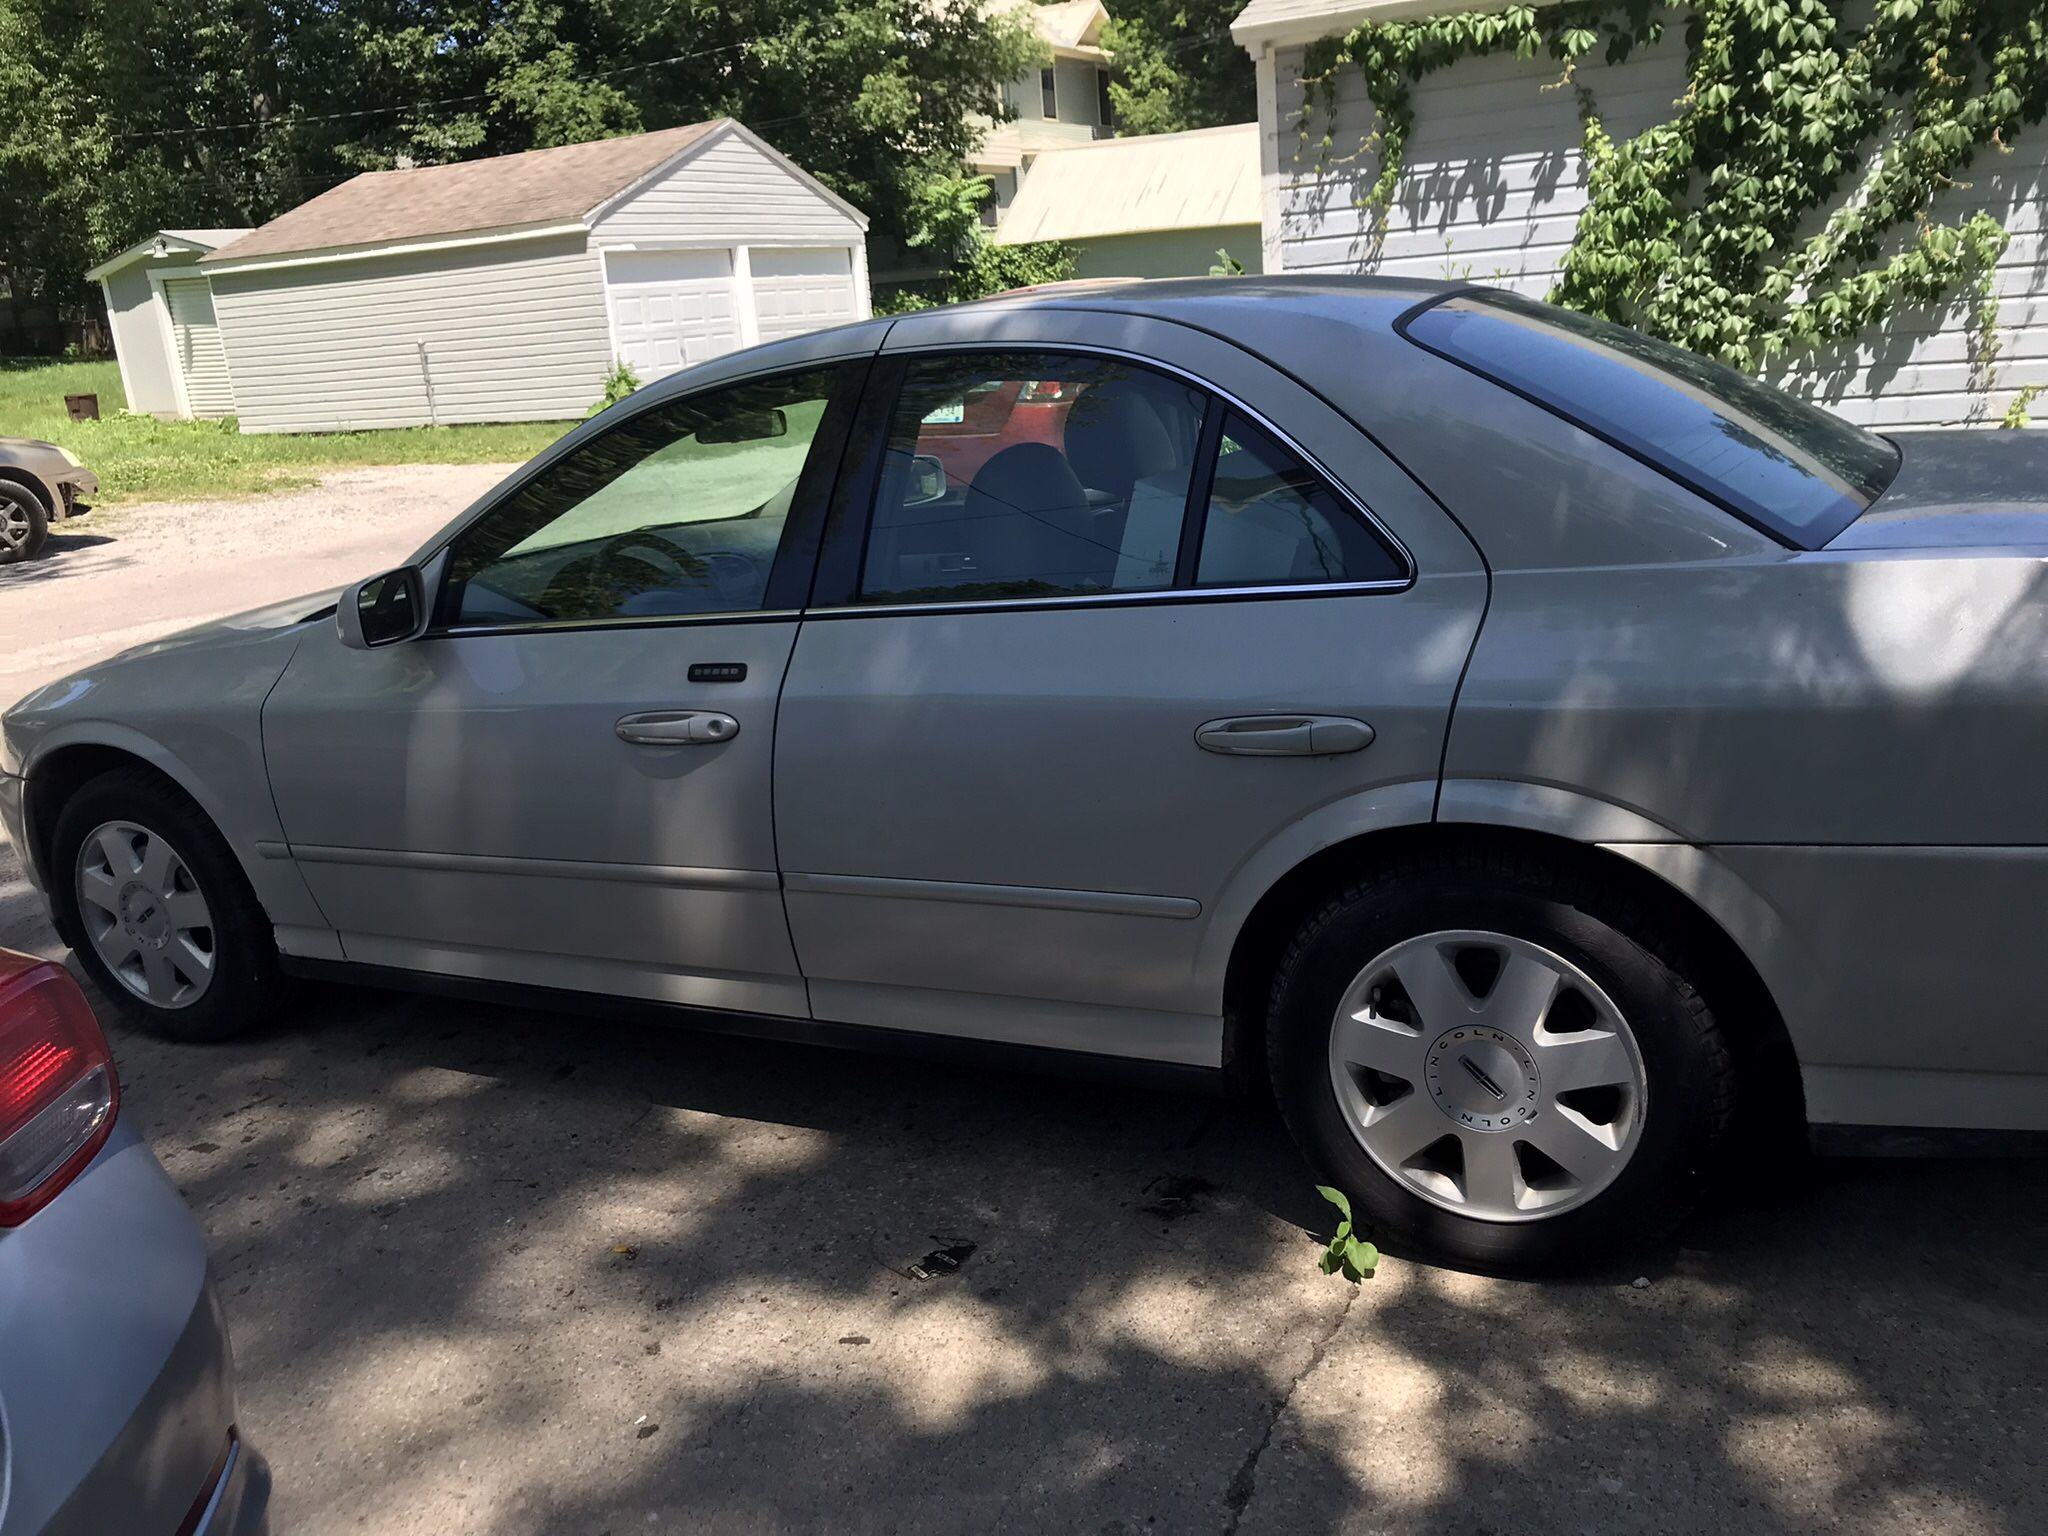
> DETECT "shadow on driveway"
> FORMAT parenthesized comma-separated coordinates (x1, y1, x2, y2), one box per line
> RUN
(76, 964, 2044, 1536)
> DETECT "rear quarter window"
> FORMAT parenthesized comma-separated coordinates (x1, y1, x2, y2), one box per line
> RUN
(1400, 291, 1899, 549)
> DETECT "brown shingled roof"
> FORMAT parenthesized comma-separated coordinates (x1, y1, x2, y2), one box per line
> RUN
(205, 120, 727, 264)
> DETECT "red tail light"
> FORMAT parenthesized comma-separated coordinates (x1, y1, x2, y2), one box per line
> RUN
(0, 953, 119, 1227)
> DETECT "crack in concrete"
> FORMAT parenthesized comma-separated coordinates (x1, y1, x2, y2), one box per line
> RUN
(1221, 1281, 1361, 1534)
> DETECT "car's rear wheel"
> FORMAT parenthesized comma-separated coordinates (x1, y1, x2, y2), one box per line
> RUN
(52, 768, 286, 1042)
(0, 478, 49, 565)
(1267, 845, 1733, 1274)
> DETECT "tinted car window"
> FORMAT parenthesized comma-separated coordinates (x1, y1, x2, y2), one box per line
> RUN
(442, 369, 842, 627)
(1402, 291, 1898, 547)
(1196, 412, 1405, 587)
(859, 352, 1207, 603)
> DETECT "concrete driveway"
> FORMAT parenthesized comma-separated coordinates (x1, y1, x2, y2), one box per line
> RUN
(1, 471, 2042, 1534)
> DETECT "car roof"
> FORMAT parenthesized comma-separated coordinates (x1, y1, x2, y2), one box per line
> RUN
(958, 273, 1459, 331)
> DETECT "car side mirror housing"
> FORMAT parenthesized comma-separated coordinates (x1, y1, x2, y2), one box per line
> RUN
(904, 453, 948, 506)
(337, 566, 429, 649)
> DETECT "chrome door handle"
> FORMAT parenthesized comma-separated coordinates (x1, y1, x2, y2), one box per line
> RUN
(1195, 715, 1375, 756)
(615, 710, 740, 746)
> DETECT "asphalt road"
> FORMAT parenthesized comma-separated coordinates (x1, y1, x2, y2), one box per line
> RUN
(2, 472, 2042, 1534)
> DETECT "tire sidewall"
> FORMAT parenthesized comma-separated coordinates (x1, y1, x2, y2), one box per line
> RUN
(1271, 871, 1722, 1272)
(52, 772, 278, 1042)
(0, 479, 49, 565)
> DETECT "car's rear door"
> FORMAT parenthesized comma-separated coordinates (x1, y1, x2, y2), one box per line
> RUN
(771, 307, 1487, 1064)
(263, 337, 874, 1014)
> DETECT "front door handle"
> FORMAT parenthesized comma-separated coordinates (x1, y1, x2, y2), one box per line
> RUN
(1195, 715, 1375, 757)
(616, 710, 740, 746)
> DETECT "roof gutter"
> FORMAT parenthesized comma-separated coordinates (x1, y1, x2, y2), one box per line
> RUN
(200, 220, 591, 277)
(1230, 0, 1562, 52)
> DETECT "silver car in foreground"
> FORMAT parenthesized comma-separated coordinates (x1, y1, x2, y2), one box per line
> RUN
(0, 949, 267, 1534)
(4, 277, 2045, 1271)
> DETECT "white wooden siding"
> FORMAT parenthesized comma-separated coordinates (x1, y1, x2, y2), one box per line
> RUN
(100, 262, 185, 416)
(209, 235, 610, 434)
(1272, 38, 2048, 427)
(160, 277, 236, 418)
(592, 134, 865, 245)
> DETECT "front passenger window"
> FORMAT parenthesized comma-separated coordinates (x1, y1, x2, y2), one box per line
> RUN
(441, 368, 844, 627)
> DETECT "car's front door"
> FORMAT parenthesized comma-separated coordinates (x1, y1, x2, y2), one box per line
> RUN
(771, 310, 1488, 1064)
(263, 355, 867, 1013)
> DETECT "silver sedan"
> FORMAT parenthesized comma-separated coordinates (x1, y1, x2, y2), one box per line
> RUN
(4, 277, 2044, 1272)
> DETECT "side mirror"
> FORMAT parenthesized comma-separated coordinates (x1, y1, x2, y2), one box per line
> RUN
(337, 566, 428, 649)
(904, 453, 948, 506)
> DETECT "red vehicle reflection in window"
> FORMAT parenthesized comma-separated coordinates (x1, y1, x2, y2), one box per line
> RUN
(914, 378, 1081, 488)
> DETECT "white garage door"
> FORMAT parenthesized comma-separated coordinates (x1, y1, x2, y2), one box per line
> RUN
(605, 250, 742, 381)
(161, 277, 236, 419)
(751, 248, 861, 343)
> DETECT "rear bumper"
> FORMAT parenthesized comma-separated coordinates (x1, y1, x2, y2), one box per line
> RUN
(0, 1125, 267, 1536)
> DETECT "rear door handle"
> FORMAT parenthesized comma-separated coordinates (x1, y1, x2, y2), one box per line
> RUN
(1195, 715, 1375, 756)
(615, 710, 740, 746)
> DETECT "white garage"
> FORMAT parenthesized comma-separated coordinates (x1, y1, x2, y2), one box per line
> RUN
(174, 119, 869, 433)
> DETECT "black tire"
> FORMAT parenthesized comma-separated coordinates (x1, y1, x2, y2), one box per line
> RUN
(0, 478, 49, 565)
(1266, 843, 1734, 1275)
(51, 766, 288, 1042)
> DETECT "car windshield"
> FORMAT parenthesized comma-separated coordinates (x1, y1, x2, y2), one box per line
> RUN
(1401, 290, 1900, 548)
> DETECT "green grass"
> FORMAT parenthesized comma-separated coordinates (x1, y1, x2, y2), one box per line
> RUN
(0, 359, 577, 505)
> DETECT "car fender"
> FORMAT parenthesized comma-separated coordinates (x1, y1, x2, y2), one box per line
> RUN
(1190, 776, 1440, 1000)
(18, 716, 331, 939)
(1437, 774, 1790, 1000)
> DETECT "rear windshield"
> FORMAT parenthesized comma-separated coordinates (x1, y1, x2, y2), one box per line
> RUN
(1401, 290, 1899, 548)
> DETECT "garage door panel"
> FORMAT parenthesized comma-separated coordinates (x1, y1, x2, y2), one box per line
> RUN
(753, 247, 860, 344)
(605, 249, 742, 381)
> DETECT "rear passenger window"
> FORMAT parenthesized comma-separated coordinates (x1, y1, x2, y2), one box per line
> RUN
(859, 352, 1207, 603)
(1195, 413, 1406, 588)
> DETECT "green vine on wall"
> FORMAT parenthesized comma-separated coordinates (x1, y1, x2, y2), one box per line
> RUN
(1299, 2, 2048, 375)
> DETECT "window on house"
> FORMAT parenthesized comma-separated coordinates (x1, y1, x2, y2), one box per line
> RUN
(1097, 68, 1115, 128)
(1041, 67, 1058, 119)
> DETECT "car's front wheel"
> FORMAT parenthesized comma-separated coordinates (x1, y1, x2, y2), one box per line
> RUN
(0, 478, 49, 565)
(52, 767, 287, 1042)
(1267, 845, 1734, 1274)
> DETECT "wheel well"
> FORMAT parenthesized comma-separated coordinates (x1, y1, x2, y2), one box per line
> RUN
(1220, 822, 1805, 1146)
(0, 469, 55, 515)
(22, 744, 177, 892)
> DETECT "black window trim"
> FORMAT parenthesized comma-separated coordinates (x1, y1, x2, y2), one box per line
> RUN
(802, 342, 1417, 619)
(1392, 287, 1893, 552)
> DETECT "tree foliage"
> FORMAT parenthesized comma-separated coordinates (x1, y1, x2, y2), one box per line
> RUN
(1102, 0, 1256, 135)
(0, 0, 1042, 315)
(1301, 0, 2048, 373)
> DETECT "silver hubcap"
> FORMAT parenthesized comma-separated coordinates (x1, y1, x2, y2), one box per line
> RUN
(0, 500, 29, 551)
(1327, 930, 1647, 1222)
(75, 821, 216, 1008)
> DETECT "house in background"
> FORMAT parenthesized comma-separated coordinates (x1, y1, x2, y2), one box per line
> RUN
(1231, 0, 2048, 427)
(970, 0, 1118, 226)
(86, 230, 251, 419)
(992, 123, 1262, 277)
(89, 119, 868, 434)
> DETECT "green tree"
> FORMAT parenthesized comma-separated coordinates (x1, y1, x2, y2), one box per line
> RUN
(1101, 0, 1255, 135)
(0, 0, 1042, 323)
